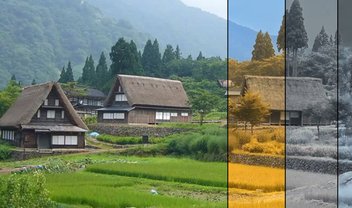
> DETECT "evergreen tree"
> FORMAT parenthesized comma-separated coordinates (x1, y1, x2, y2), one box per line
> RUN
(286, 0, 308, 76)
(58, 66, 66, 83)
(80, 57, 89, 84)
(31, 79, 36, 85)
(312, 26, 329, 52)
(65, 61, 74, 82)
(187, 54, 193, 60)
(196, 51, 205, 61)
(110, 38, 140, 76)
(10, 75, 16, 81)
(263, 32, 275, 58)
(162, 45, 176, 64)
(251, 31, 265, 61)
(87, 55, 96, 85)
(175, 45, 181, 59)
(329, 35, 334, 45)
(142, 39, 161, 76)
(277, 12, 286, 52)
(129, 40, 143, 74)
(96, 52, 109, 88)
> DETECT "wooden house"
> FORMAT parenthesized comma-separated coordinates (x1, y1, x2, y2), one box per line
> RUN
(64, 87, 106, 117)
(241, 76, 329, 126)
(0, 82, 88, 149)
(97, 75, 191, 124)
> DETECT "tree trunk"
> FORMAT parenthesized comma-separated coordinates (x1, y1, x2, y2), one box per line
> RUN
(251, 125, 254, 134)
(200, 113, 204, 125)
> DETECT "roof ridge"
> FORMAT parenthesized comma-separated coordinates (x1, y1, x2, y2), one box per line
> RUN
(23, 81, 54, 89)
(117, 74, 181, 83)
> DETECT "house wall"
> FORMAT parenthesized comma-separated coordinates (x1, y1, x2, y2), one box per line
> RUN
(128, 108, 191, 124)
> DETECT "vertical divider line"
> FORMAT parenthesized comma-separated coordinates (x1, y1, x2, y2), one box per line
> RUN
(336, 0, 339, 206)
(226, 0, 229, 207)
(284, 0, 287, 207)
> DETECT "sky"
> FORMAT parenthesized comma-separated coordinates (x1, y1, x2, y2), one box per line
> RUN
(229, 0, 284, 35)
(180, 0, 227, 20)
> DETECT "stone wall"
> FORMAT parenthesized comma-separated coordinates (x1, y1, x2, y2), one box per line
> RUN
(228, 153, 284, 168)
(88, 124, 189, 137)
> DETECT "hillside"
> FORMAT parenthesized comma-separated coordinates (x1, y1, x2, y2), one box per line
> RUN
(86, 0, 227, 58)
(0, 0, 150, 88)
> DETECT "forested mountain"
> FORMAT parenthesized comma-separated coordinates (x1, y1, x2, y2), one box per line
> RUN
(0, 0, 150, 88)
(86, 0, 227, 58)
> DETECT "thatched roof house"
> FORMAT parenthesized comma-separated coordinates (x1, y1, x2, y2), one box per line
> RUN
(0, 82, 88, 149)
(242, 76, 329, 125)
(97, 74, 191, 124)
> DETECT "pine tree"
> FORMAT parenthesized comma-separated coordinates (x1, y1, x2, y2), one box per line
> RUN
(142, 39, 161, 76)
(312, 26, 329, 52)
(196, 51, 205, 61)
(277, 12, 286, 52)
(251, 31, 265, 61)
(187, 54, 193, 60)
(286, 0, 308, 76)
(87, 55, 96, 85)
(95, 52, 108, 88)
(110, 38, 140, 76)
(80, 57, 89, 84)
(162, 45, 176, 64)
(31, 79, 36, 85)
(263, 32, 275, 58)
(175, 45, 181, 59)
(65, 61, 74, 82)
(129, 40, 143, 74)
(58, 66, 66, 83)
(10, 75, 16, 81)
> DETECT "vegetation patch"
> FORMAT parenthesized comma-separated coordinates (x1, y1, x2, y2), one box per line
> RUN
(0, 141, 13, 160)
(96, 134, 164, 145)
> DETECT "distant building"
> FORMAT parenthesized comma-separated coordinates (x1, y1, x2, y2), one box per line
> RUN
(0, 82, 88, 149)
(97, 75, 191, 124)
(218, 80, 234, 88)
(241, 76, 329, 126)
(65, 88, 106, 117)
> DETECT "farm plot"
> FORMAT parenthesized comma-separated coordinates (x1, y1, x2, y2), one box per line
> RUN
(228, 163, 284, 207)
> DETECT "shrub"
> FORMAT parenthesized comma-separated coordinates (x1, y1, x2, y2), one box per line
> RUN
(83, 116, 97, 125)
(286, 128, 314, 144)
(97, 134, 142, 145)
(0, 143, 12, 160)
(242, 141, 284, 155)
(231, 130, 252, 149)
(271, 128, 285, 143)
(256, 132, 272, 143)
(0, 173, 55, 208)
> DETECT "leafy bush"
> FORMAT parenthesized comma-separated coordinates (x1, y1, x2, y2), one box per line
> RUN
(230, 130, 252, 150)
(0, 173, 55, 208)
(83, 116, 97, 125)
(166, 125, 227, 161)
(271, 128, 285, 143)
(0, 142, 13, 160)
(256, 132, 272, 143)
(242, 141, 284, 155)
(286, 128, 314, 144)
(286, 144, 337, 159)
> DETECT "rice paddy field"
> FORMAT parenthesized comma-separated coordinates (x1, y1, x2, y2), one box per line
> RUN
(0, 153, 227, 207)
(228, 163, 285, 208)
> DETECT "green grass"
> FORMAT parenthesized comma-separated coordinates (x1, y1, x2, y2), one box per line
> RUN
(193, 111, 227, 121)
(46, 172, 226, 208)
(86, 157, 227, 187)
(96, 134, 165, 145)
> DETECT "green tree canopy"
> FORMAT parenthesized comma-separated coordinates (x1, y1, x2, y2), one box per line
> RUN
(312, 26, 329, 52)
(190, 89, 218, 125)
(277, 12, 286, 52)
(0, 80, 22, 117)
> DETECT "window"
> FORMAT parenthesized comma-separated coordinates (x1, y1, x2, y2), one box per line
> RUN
(181, 112, 189, 117)
(52, 135, 77, 145)
(55, 99, 59, 106)
(1, 130, 15, 141)
(290, 112, 300, 118)
(115, 94, 127, 101)
(47, 110, 55, 118)
(37, 110, 41, 118)
(118, 86, 122, 92)
(61, 111, 65, 119)
(103, 113, 114, 119)
(97, 101, 102, 106)
(280, 111, 289, 120)
(44, 99, 48, 106)
(52, 135, 65, 145)
(65, 136, 78, 145)
(156, 112, 171, 120)
(171, 113, 178, 117)
(163, 112, 171, 120)
(155, 112, 163, 120)
(113, 113, 125, 119)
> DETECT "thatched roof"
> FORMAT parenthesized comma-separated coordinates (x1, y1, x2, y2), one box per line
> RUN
(104, 75, 190, 109)
(0, 82, 88, 130)
(242, 76, 328, 111)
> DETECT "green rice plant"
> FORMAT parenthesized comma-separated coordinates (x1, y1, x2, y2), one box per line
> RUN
(86, 157, 227, 188)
